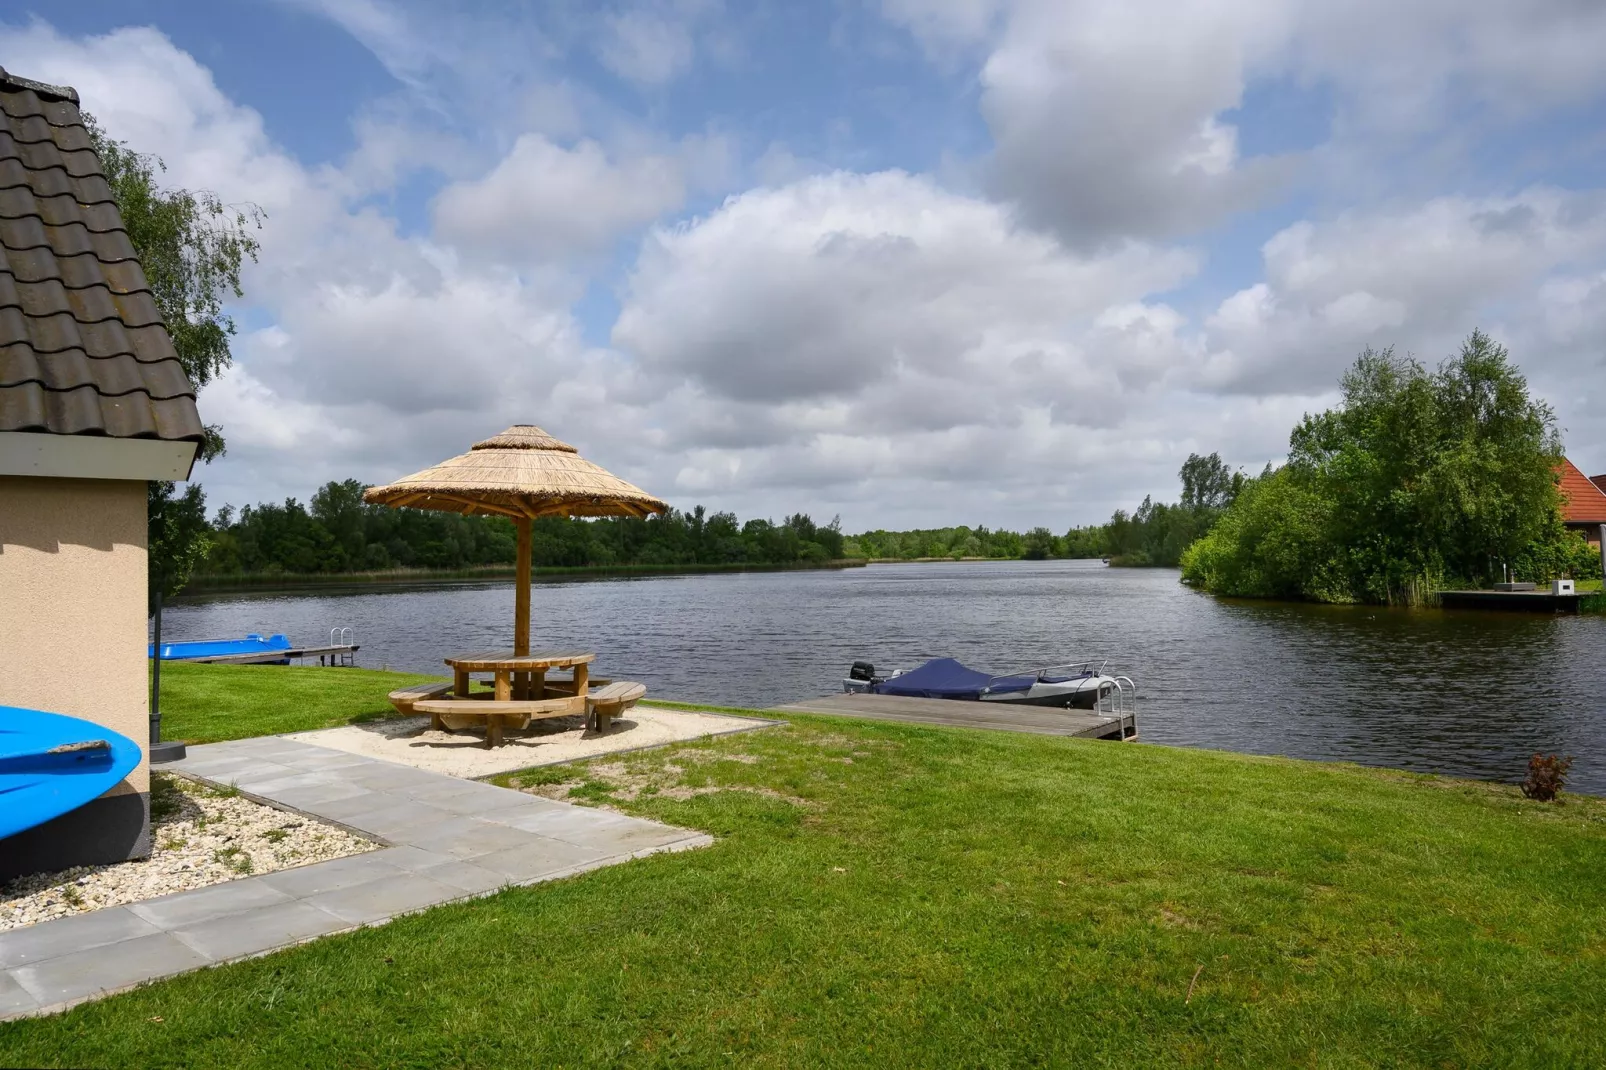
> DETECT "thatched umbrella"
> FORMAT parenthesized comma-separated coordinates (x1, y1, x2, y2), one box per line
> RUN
(363, 425, 667, 655)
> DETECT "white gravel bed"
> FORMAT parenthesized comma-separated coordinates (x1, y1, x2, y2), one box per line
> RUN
(0, 773, 376, 932)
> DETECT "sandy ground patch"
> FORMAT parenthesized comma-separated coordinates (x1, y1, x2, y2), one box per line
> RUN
(2, 775, 374, 932)
(285, 705, 774, 779)
(511, 756, 816, 809)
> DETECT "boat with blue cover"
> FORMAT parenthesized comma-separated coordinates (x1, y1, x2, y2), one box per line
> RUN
(148, 633, 293, 662)
(843, 656, 1129, 710)
(0, 706, 143, 841)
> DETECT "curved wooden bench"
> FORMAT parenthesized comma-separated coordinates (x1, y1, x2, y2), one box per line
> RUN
(587, 681, 646, 733)
(540, 676, 612, 698)
(413, 694, 586, 748)
(388, 682, 454, 724)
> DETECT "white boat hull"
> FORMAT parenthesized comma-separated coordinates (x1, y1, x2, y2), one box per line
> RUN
(978, 675, 1116, 709)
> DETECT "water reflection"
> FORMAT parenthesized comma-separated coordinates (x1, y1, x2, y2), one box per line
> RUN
(164, 561, 1606, 793)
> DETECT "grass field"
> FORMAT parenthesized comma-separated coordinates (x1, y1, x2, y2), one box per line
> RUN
(6, 664, 1603, 1066)
(152, 661, 438, 743)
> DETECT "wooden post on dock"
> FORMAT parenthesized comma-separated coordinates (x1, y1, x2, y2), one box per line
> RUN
(515, 516, 531, 658)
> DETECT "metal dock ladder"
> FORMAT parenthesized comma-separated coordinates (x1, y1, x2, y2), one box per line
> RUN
(1093, 676, 1138, 740)
(326, 628, 356, 667)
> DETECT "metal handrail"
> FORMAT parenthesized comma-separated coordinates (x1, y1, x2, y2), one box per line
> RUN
(328, 627, 356, 666)
(1112, 676, 1137, 739)
(993, 657, 1109, 681)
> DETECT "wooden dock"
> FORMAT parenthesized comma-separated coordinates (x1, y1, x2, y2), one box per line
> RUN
(188, 644, 360, 666)
(768, 692, 1134, 740)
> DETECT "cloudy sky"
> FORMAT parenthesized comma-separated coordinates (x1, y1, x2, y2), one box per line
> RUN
(9, 1, 1606, 530)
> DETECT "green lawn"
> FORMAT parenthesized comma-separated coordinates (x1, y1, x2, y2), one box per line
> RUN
(152, 661, 438, 743)
(5, 665, 1605, 1066)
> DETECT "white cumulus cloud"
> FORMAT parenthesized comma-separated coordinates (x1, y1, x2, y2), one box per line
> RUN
(433, 135, 686, 259)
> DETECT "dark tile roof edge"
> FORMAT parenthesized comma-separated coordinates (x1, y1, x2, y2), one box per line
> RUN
(0, 68, 78, 104)
(0, 67, 205, 443)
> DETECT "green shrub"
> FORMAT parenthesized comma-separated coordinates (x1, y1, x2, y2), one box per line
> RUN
(1179, 467, 1349, 600)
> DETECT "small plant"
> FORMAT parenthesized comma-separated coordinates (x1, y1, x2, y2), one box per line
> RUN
(149, 775, 184, 822)
(507, 765, 573, 789)
(60, 885, 83, 907)
(210, 781, 242, 799)
(1521, 754, 1574, 802)
(213, 846, 254, 874)
(262, 829, 289, 844)
(568, 778, 620, 803)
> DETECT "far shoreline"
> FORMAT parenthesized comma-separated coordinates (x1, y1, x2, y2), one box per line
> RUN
(176, 555, 1171, 598)
(177, 558, 870, 596)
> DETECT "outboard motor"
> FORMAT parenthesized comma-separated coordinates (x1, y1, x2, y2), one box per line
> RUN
(848, 661, 876, 682)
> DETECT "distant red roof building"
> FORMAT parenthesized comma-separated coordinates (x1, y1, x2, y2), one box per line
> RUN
(1558, 458, 1606, 549)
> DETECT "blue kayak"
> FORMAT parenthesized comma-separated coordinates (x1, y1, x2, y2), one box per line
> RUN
(148, 633, 292, 661)
(0, 706, 143, 841)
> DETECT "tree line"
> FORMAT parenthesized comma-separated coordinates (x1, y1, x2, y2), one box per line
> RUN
(200, 479, 849, 575)
(985, 451, 1243, 567)
(193, 458, 1243, 581)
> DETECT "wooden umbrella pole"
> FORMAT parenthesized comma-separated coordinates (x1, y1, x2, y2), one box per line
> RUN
(515, 516, 531, 658)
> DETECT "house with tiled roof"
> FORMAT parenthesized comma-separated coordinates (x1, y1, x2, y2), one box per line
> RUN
(0, 68, 203, 880)
(1558, 456, 1606, 557)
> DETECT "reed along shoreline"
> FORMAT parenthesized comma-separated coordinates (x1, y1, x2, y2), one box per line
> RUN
(178, 558, 869, 595)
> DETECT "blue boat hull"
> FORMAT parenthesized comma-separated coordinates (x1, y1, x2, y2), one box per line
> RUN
(0, 707, 143, 841)
(148, 633, 292, 661)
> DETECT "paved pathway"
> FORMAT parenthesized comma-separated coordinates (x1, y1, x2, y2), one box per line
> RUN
(0, 736, 709, 1020)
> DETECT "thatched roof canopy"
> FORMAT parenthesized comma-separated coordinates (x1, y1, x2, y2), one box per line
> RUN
(362, 425, 667, 520)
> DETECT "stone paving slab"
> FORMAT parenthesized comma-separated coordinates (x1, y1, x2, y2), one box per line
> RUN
(0, 970, 39, 1017)
(0, 736, 711, 1021)
(257, 853, 407, 899)
(170, 901, 347, 962)
(468, 839, 612, 883)
(408, 820, 543, 860)
(127, 877, 293, 931)
(303, 872, 468, 927)
(266, 779, 373, 809)
(416, 859, 509, 896)
(0, 907, 160, 970)
(12, 932, 212, 1009)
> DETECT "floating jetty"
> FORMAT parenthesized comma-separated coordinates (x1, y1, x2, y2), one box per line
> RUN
(187, 644, 360, 666)
(1438, 589, 1581, 613)
(769, 692, 1135, 740)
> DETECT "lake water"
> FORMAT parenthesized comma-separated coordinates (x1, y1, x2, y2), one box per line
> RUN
(163, 560, 1606, 794)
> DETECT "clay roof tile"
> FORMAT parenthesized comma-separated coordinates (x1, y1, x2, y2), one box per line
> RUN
(1559, 458, 1606, 524)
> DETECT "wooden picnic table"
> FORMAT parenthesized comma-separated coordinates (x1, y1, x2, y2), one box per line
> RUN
(444, 649, 594, 702)
(433, 650, 595, 747)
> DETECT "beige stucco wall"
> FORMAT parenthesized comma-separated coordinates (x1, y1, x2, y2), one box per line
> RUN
(0, 475, 149, 794)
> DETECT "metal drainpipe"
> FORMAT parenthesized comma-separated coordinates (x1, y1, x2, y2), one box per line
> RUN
(148, 592, 186, 763)
(149, 595, 161, 744)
